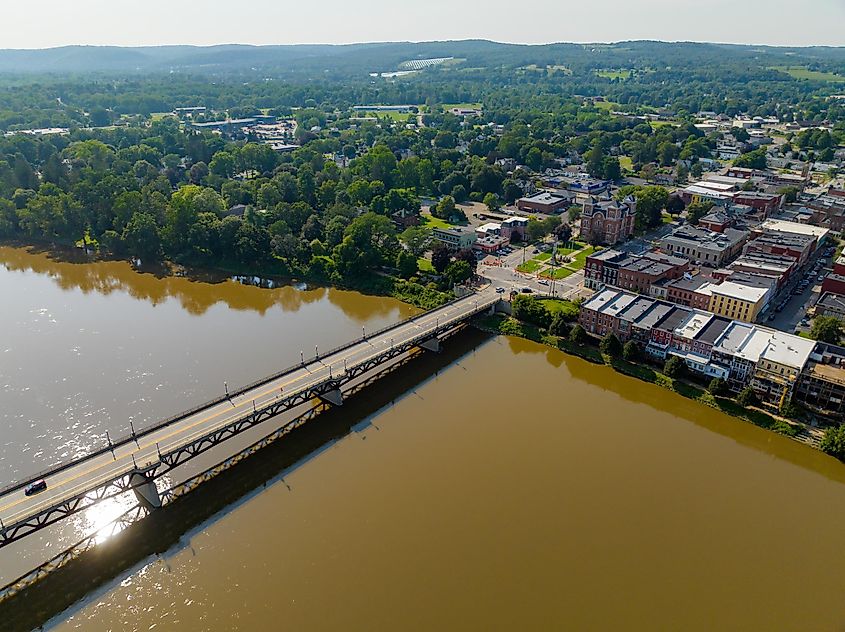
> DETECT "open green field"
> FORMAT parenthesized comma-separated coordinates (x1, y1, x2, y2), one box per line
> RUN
(442, 102, 482, 111)
(619, 155, 634, 171)
(649, 120, 677, 129)
(417, 257, 434, 273)
(770, 66, 845, 82)
(150, 112, 173, 121)
(362, 110, 414, 122)
(534, 252, 552, 262)
(596, 69, 631, 80)
(592, 100, 621, 111)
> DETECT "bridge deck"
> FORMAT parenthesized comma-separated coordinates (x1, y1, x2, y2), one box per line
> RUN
(0, 290, 499, 536)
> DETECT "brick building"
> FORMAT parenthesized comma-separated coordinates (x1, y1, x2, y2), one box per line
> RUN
(580, 195, 636, 245)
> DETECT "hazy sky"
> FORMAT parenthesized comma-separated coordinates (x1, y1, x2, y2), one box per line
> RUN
(3, 0, 844, 48)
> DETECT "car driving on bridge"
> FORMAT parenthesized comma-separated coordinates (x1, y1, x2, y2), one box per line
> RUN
(24, 480, 48, 496)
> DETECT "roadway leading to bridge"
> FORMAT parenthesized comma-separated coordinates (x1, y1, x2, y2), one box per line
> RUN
(0, 288, 500, 535)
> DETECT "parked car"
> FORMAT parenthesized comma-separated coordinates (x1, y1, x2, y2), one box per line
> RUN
(521, 287, 533, 293)
(25, 480, 47, 496)
(538, 279, 549, 286)
(495, 287, 506, 294)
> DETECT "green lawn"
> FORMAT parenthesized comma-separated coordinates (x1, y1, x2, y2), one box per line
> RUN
(517, 260, 542, 274)
(567, 246, 598, 271)
(535, 252, 552, 262)
(770, 65, 845, 82)
(420, 215, 455, 230)
(542, 298, 580, 317)
(541, 267, 575, 280)
(417, 257, 434, 273)
(596, 69, 631, 80)
(619, 155, 634, 171)
(649, 120, 677, 129)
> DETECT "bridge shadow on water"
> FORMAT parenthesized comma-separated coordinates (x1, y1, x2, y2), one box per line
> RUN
(0, 327, 493, 632)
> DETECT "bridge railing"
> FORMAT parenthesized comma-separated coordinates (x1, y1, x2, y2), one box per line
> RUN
(0, 291, 494, 498)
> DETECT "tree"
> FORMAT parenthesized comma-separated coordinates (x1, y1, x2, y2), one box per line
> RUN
(122, 212, 162, 262)
(708, 377, 729, 397)
(686, 201, 713, 225)
(663, 355, 686, 378)
(548, 312, 570, 337)
(809, 316, 843, 345)
(569, 324, 588, 345)
(483, 192, 501, 213)
(734, 148, 767, 170)
(431, 245, 451, 274)
(634, 186, 669, 231)
(737, 386, 759, 407)
(396, 250, 418, 279)
(444, 260, 472, 286)
(399, 225, 432, 258)
(600, 333, 623, 358)
(512, 295, 551, 328)
(666, 194, 685, 215)
(432, 195, 457, 220)
(622, 340, 640, 362)
(820, 425, 845, 461)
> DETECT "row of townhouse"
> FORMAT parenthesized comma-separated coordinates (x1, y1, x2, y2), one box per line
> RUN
(579, 288, 845, 416)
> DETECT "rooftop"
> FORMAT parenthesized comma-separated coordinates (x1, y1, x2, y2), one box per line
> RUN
(696, 316, 733, 345)
(759, 331, 816, 370)
(657, 306, 694, 332)
(760, 219, 830, 242)
(708, 280, 770, 303)
(662, 226, 748, 251)
(519, 191, 569, 205)
(675, 312, 713, 340)
(633, 302, 675, 330)
(817, 292, 845, 312)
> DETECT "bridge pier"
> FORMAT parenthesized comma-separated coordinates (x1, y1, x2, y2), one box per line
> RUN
(130, 471, 161, 510)
(493, 299, 512, 315)
(318, 388, 344, 407)
(419, 337, 441, 353)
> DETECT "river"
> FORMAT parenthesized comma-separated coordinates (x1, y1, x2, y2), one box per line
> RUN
(3, 246, 845, 631)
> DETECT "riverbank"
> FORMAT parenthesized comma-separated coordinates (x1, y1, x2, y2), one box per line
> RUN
(473, 312, 825, 449)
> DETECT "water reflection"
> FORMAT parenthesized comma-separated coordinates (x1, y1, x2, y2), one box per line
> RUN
(0, 245, 405, 320)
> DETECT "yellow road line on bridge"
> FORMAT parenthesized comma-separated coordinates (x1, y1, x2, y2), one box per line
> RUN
(0, 308, 463, 517)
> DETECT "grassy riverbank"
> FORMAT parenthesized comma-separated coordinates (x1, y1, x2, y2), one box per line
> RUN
(474, 312, 807, 441)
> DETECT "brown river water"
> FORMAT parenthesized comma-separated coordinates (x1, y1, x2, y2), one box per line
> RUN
(3, 246, 845, 631)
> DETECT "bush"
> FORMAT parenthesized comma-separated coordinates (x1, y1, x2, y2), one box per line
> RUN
(569, 324, 588, 345)
(512, 294, 551, 328)
(600, 333, 623, 358)
(736, 386, 759, 407)
(548, 312, 571, 337)
(821, 425, 845, 460)
(779, 398, 805, 421)
(622, 340, 640, 362)
(663, 355, 686, 379)
(708, 377, 729, 397)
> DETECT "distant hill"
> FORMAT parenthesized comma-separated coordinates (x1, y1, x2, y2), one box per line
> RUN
(0, 40, 844, 78)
